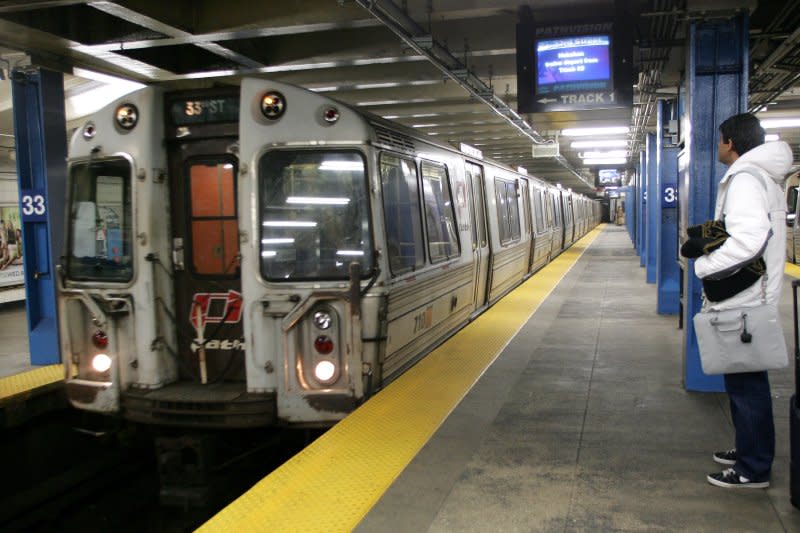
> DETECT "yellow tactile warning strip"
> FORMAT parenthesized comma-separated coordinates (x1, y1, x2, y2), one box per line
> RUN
(199, 225, 604, 533)
(785, 262, 800, 278)
(0, 364, 64, 401)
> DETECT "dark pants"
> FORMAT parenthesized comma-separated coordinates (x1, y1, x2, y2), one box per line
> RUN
(724, 371, 775, 482)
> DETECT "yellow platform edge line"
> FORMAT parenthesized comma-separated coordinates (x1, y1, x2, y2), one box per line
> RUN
(0, 364, 64, 400)
(199, 225, 606, 533)
(785, 262, 800, 279)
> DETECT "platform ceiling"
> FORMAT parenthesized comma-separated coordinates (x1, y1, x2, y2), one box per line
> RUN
(0, 0, 797, 194)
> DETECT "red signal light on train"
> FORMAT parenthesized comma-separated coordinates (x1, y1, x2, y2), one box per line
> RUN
(314, 335, 334, 355)
(322, 106, 340, 124)
(92, 330, 109, 349)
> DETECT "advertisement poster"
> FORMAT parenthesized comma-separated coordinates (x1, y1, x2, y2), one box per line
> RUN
(0, 205, 24, 288)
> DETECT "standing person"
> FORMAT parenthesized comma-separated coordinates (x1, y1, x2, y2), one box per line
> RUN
(693, 113, 792, 488)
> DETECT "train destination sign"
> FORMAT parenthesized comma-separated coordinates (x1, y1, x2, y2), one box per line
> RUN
(169, 95, 240, 126)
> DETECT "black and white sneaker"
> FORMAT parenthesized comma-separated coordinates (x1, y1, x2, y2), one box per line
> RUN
(713, 449, 737, 465)
(707, 468, 769, 489)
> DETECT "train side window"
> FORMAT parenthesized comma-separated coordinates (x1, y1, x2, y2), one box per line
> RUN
(551, 194, 562, 228)
(421, 161, 460, 263)
(533, 189, 545, 234)
(495, 178, 520, 245)
(380, 153, 425, 275)
(507, 181, 521, 241)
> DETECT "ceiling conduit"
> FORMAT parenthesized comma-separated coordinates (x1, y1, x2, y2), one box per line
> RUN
(352, 0, 593, 189)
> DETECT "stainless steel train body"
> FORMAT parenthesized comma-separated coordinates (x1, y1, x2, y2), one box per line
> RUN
(785, 171, 800, 263)
(60, 78, 600, 429)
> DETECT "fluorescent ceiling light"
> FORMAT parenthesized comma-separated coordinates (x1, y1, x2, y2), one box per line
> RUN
(261, 238, 295, 244)
(286, 196, 350, 205)
(263, 221, 317, 228)
(583, 158, 627, 165)
(570, 140, 628, 149)
(562, 126, 629, 137)
(318, 161, 363, 171)
(765, 133, 780, 141)
(760, 118, 800, 129)
(581, 150, 627, 159)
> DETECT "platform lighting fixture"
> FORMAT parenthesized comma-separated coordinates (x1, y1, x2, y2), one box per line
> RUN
(562, 126, 629, 137)
(583, 157, 627, 165)
(571, 139, 628, 149)
(766, 134, 780, 142)
(580, 150, 628, 159)
(760, 118, 800, 129)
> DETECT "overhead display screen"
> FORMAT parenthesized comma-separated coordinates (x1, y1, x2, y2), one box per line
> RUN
(536, 34, 612, 95)
(597, 168, 622, 187)
(516, 17, 633, 113)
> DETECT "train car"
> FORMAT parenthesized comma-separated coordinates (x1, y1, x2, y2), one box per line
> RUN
(786, 170, 800, 263)
(59, 77, 599, 430)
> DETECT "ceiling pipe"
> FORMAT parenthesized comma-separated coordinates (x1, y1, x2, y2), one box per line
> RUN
(352, 0, 593, 190)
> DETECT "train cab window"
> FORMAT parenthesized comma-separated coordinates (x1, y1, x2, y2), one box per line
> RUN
(188, 159, 239, 276)
(420, 161, 460, 263)
(258, 150, 372, 280)
(495, 178, 521, 244)
(66, 157, 133, 282)
(533, 189, 545, 233)
(380, 154, 425, 274)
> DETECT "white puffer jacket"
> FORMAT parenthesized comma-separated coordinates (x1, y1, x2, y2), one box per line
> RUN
(694, 141, 793, 311)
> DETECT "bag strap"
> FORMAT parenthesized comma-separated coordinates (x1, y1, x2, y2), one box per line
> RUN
(719, 167, 772, 304)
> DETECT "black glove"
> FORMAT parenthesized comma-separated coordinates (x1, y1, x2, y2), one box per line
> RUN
(686, 223, 704, 238)
(680, 238, 706, 259)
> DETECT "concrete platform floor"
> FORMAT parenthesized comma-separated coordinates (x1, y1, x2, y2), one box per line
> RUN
(0, 300, 31, 378)
(357, 225, 800, 533)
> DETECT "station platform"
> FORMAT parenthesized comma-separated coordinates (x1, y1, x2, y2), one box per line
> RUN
(202, 224, 800, 532)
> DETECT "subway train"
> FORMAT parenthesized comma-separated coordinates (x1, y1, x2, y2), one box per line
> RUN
(60, 78, 600, 429)
(785, 170, 800, 263)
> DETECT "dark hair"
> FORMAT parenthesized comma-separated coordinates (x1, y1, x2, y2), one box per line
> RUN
(718, 113, 765, 156)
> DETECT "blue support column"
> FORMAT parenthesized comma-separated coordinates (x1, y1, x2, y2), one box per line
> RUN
(682, 14, 749, 392)
(638, 150, 647, 265)
(11, 68, 67, 365)
(646, 133, 657, 283)
(656, 100, 679, 314)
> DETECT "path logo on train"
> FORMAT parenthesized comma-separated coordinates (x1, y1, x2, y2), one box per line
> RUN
(189, 290, 244, 328)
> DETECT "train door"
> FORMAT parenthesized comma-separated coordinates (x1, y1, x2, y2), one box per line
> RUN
(165, 91, 244, 384)
(519, 178, 535, 272)
(466, 162, 490, 311)
(787, 178, 799, 263)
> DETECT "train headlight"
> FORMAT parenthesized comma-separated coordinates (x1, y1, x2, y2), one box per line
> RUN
(114, 103, 139, 130)
(313, 310, 332, 330)
(91, 353, 112, 373)
(260, 91, 286, 120)
(314, 360, 336, 383)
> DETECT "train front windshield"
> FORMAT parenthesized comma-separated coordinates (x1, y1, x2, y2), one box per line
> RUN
(66, 157, 133, 282)
(259, 150, 372, 280)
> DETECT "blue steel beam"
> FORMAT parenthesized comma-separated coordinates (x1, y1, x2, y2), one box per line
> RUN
(682, 15, 749, 392)
(656, 99, 679, 315)
(11, 68, 67, 365)
(638, 150, 647, 265)
(646, 132, 657, 283)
